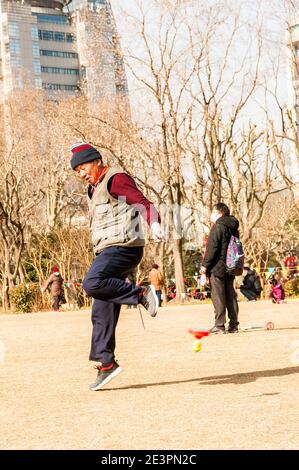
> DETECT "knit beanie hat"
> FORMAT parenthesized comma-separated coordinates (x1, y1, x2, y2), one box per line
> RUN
(70, 142, 102, 170)
(53, 266, 59, 273)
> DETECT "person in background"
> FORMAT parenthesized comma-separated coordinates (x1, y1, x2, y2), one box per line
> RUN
(148, 264, 165, 307)
(42, 266, 64, 312)
(240, 267, 262, 301)
(269, 278, 285, 304)
(200, 203, 240, 334)
(285, 251, 297, 277)
(65, 279, 79, 310)
(168, 282, 176, 300)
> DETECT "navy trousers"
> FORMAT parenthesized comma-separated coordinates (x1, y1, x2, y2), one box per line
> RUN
(155, 290, 162, 307)
(82, 246, 144, 364)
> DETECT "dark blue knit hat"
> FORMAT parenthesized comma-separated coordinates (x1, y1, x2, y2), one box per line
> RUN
(70, 142, 102, 170)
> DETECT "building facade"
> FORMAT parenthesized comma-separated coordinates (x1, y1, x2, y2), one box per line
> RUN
(291, 23, 299, 133)
(0, 0, 128, 101)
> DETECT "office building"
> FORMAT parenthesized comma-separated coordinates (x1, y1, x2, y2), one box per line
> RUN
(0, 0, 129, 102)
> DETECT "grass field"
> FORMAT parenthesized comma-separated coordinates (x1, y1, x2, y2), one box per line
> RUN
(0, 299, 299, 450)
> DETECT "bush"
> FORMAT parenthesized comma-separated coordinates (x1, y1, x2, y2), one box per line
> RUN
(10, 283, 42, 313)
(75, 284, 92, 308)
(284, 278, 299, 297)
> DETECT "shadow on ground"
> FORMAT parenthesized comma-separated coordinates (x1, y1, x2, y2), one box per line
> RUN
(103, 366, 299, 391)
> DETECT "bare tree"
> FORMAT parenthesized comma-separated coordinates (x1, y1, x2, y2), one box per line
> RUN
(0, 92, 44, 308)
(61, 0, 296, 301)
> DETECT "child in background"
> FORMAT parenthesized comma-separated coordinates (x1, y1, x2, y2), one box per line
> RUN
(269, 278, 285, 304)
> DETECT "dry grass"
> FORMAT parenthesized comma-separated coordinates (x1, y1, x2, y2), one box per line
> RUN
(0, 299, 299, 450)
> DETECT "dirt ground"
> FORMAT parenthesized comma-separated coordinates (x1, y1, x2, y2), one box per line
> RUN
(0, 299, 299, 450)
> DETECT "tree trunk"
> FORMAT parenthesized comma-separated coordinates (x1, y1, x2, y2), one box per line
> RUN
(18, 264, 26, 284)
(172, 238, 186, 302)
(2, 277, 10, 312)
(157, 241, 168, 305)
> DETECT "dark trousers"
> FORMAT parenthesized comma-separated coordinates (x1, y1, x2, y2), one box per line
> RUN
(240, 287, 258, 301)
(210, 273, 239, 329)
(52, 295, 61, 311)
(82, 246, 144, 364)
(156, 290, 162, 307)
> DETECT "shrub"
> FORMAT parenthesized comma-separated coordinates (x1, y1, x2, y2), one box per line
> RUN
(284, 278, 299, 297)
(75, 284, 92, 308)
(10, 283, 42, 313)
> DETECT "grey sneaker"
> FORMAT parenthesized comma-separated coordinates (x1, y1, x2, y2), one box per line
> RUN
(209, 326, 226, 334)
(140, 285, 159, 317)
(89, 361, 122, 391)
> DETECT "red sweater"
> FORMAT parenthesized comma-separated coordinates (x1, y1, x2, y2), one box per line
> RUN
(89, 172, 160, 226)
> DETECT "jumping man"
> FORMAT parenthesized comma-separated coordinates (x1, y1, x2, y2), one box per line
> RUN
(70, 142, 163, 390)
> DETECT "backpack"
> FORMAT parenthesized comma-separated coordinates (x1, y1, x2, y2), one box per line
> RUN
(226, 233, 245, 276)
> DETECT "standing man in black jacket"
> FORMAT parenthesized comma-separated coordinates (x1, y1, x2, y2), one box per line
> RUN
(200, 203, 239, 334)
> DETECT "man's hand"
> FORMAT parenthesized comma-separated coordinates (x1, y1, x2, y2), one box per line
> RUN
(151, 222, 164, 241)
(200, 266, 207, 275)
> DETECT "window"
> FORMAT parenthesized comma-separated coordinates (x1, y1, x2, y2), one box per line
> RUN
(41, 66, 79, 75)
(10, 56, 22, 67)
(32, 43, 40, 57)
(54, 32, 65, 41)
(40, 50, 78, 58)
(2, 23, 8, 37)
(35, 77, 42, 89)
(38, 30, 75, 43)
(39, 30, 53, 41)
(66, 33, 75, 43)
(80, 65, 86, 78)
(31, 25, 39, 41)
(33, 60, 41, 74)
(15, 75, 23, 89)
(116, 67, 124, 77)
(116, 84, 128, 94)
(8, 22, 19, 38)
(33, 13, 69, 24)
(9, 39, 21, 54)
(43, 83, 78, 91)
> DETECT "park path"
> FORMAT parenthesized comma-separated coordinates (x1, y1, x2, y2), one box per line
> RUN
(0, 300, 299, 449)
